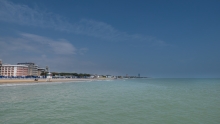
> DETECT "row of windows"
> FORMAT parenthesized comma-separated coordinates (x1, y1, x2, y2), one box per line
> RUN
(1, 71, 36, 74)
(1, 68, 28, 69)
(1, 68, 14, 69)
(1, 70, 28, 71)
(2, 73, 27, 75)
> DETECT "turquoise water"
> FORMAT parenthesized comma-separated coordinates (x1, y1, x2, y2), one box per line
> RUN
(0, 78, 220, 124)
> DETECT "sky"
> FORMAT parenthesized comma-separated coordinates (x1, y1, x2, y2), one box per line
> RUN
(0, 0, 220, 78)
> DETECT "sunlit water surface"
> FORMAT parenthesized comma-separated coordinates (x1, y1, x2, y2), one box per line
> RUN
(0, 78, 220, 124)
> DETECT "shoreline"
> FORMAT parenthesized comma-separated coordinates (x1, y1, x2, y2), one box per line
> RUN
(0, 78, 111, 84)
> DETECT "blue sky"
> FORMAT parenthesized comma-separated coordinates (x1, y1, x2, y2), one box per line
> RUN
(0, 0, 219, 78)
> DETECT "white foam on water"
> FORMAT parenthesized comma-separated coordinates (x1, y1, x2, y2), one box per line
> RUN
(0, 81, 69, 87)
(0, 79, 96, 87)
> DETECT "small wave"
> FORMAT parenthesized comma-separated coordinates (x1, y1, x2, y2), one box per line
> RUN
(0, 83, 41, 87)
(105, 80, 114, 81)
(0, 81, 63, 87)
(0, 80, 96, 87)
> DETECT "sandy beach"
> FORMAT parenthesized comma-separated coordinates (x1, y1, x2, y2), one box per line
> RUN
(0, 78, 103, 84)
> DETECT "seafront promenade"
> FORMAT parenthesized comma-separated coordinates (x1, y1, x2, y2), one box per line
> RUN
(0, 78, 104, 84)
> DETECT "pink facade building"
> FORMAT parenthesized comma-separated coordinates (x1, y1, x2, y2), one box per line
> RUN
(0, 65, 28, 77)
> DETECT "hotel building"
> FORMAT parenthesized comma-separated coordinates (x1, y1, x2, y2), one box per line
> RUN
(17, 62, 38, 76)
(0, 60, 47, 77)
(0, 65, 28, 77)
(0, 60, 2, 76)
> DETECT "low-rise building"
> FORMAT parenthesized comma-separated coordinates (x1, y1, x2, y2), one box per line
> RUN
(106, 75, 113, 78)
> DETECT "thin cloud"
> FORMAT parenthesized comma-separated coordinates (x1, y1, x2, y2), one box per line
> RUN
(0, 33, 76, 55)
(20, 33, 76, 55)
(79, 48, 88, 55)
(0, 34, 93, 72)
(0, 0, 70, 29)
(0, 0, 166, 44)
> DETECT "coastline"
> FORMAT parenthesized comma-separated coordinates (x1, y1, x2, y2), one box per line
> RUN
(0, 78, 111, 84)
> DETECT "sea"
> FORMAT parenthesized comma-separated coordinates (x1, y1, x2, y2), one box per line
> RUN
(0, 78, 219, 124)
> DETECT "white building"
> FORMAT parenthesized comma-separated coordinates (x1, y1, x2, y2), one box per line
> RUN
(0, 65, 28, 77)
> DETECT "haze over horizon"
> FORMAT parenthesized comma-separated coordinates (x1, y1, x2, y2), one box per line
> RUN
(0, 0, 219, 78)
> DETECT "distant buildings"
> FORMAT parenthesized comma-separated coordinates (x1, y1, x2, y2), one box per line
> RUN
(17, 62, 38, 76)
(0, 60, 2, 74)
(38, 68, 46, 76)
(0, 60, 47, 77)
(106, 75, 113, 78)
(0, 65, 28, 77)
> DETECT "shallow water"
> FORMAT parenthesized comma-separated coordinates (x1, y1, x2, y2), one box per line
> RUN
(0, 78, 220, 124)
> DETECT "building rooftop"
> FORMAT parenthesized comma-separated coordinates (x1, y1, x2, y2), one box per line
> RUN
(2, 64, 28, 67)
(17, 62, 35, 65)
